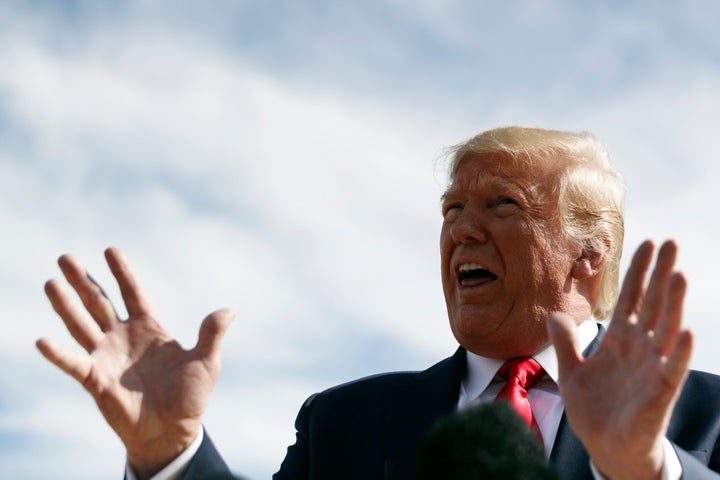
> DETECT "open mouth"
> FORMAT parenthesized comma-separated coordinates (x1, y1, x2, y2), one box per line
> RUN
(458, 263, 498, 286)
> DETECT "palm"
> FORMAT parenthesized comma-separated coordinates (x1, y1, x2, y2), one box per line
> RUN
(37, 248, 233, 476)
(88, 320, 206, 438)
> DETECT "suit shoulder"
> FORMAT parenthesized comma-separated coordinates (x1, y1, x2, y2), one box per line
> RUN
(683, 369, 720, 395)
(672, 369, 720, 426)
(304, 348, 464, 408)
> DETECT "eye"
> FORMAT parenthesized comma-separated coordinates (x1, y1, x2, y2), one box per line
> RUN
(487, 196, 518, 207)
(442, 203, 463, 221)
(490, 196, 521, 216)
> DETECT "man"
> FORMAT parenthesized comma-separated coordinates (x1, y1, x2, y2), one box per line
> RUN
(37, 126, 720, 479)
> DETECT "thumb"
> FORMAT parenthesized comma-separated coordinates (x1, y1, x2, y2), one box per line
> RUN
(547, 312, 583, 380)
(195, 308, 235, 360)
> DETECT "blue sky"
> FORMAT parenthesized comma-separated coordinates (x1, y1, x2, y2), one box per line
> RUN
(1, 1, 720, 478)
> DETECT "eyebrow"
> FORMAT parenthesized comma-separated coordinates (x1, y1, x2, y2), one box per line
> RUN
(441, 176, 525, 202)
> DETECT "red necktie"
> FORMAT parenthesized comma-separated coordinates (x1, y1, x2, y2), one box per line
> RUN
(495, 356, 545, 442)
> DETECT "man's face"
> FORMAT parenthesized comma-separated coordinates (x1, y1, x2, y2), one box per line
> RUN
(440, 152, 581, 358)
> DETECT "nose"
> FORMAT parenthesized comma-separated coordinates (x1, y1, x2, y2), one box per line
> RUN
(448, 207, 488, 244)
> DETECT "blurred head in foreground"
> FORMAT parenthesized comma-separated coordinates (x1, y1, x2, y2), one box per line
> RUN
(418, 401, 558, 480)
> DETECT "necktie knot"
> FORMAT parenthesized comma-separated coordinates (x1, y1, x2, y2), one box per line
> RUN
(497, 357, 545, 390)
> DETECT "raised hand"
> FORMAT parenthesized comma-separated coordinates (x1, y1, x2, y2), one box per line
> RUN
(36, 247, 234, 479)
(548, 240, 693, 480)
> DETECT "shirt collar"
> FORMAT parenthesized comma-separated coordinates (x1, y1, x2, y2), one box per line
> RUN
(462, 319, 600, 402)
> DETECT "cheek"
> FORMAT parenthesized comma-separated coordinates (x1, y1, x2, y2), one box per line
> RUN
(439, 251, 451, 293)
(439, 228, 453, 267)
(439, 223, 451, 248)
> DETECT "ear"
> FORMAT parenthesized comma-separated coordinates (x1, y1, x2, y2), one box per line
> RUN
(571, 247, 606, 280)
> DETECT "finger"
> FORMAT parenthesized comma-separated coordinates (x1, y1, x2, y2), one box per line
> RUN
(547, 312, 583, 381)
(638, 240, 678, 331)
(653, 271, 687, 356)
(58, 254, 119, 332)
(195, 308, 235, 362)
(104, 247, 157, 318)
(613, 240, 655, 320)
(45, 279, 103, 351)
(87, 273, 121, 319)
(36, 337, 93, 385)
(662, 330, 693, 388)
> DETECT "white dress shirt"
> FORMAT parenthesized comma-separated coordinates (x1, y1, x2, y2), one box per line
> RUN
(457, 319, 681, 480)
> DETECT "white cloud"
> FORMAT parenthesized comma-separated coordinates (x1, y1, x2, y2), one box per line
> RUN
(1, 2, 720, 478)
(0, 14, 454, 479)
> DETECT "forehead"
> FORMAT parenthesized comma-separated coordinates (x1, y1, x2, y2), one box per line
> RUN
(446, 151, 564, 195)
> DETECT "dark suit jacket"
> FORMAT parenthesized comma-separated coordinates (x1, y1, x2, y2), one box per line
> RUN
(187, 324, 720, 479)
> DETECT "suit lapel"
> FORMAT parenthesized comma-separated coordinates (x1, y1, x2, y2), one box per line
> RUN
(384, 347, 467, 480)
(550, 415, 593, 479)
(550, 323, 606, 480)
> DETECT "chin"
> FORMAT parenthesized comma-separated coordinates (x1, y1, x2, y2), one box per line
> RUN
(451, 325, 549, 358)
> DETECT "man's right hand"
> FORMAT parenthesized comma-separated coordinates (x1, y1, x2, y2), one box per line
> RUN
(36, 247, 234, 479)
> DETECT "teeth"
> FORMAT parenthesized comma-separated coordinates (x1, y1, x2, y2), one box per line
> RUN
(459, 263, 487, 272)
